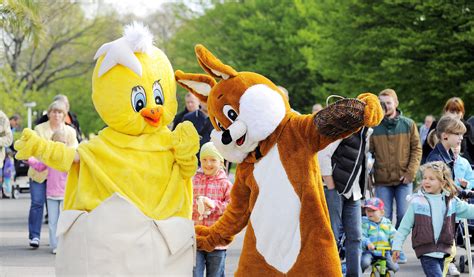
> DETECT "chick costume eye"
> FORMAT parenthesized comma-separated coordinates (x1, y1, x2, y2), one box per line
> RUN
(152, 80, 164, 105)
(223, 105, 238, 122)
(131, 86, 147, 112)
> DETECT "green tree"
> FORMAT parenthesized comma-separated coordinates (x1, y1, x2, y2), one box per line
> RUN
(0, 0, 121, 134)
(167, 0, 324, 113)
(306, 1, 474, 120)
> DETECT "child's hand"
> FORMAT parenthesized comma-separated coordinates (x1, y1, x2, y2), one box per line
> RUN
(458, 178, 468, 189)
(392, 250, 400, 262)
(367, 243, 375, 251)
(203, 197, 216, 209)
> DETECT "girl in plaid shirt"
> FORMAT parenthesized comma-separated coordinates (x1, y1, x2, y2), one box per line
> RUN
(192, 142, 232, 277)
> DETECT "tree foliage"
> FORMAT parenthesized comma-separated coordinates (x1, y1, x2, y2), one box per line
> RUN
(168, 0, 474, 119)
(0, 0, 122, 134)
(307, 1, 474, 119)
(167, 0, 321, 113)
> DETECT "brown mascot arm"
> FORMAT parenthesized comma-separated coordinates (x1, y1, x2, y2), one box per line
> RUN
(195, 173, 251, 252)
(296, 93, 383, 153)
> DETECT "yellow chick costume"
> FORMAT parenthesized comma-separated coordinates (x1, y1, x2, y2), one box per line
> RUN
(15, 23, 199, 276)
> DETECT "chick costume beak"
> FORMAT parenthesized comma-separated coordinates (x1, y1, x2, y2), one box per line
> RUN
(140, 107, 163, 126)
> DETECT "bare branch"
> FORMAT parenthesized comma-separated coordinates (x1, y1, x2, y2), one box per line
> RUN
(36, 63, 94, 91)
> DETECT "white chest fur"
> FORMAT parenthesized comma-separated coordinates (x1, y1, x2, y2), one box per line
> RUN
(250, 144, 301, 273)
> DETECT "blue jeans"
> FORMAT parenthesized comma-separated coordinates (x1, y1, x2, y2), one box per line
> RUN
(324, 188, 362, 277)
(28, 180, 46, 240)
(47, 199, 63, 249)
(193, 249, 226, 277)
(3, 177, 12, 194)
(375, 183, 412, 229)
(360, 251, 399, 273)
(420, 255, 444, 277)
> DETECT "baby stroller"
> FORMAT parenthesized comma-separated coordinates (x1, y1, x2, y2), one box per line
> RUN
(11, 146, 30, 199)
(456, 190, 474, 274)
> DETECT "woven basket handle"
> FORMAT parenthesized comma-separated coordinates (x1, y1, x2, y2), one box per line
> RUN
(325, 95, 345, 107)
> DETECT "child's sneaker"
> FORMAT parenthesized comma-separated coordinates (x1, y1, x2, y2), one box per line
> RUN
(398, 251, 407, 264)
(29, 237, 40, 248)
(341, 261, 346, 276)
(52, 248, 57, 254)
(447, 262, 460, 276)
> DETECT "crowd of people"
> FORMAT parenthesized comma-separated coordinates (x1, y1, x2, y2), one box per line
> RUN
(1, 88, 474, 277)
(318, 91, 474, 277)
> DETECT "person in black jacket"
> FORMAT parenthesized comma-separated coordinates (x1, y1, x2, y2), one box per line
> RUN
(318, 127, 372, 276)
(171, 92, 200, 131)
(422, 97, 474, 165)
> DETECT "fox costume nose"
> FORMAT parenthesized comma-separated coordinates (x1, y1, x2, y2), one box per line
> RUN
(222, 129, 232, 145)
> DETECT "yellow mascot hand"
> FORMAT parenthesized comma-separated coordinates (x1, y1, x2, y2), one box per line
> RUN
(14, 128, 75, 172)
(357, 93, 384, 127)
(171, 121, 199, 178)
(14, 129, 46, 160)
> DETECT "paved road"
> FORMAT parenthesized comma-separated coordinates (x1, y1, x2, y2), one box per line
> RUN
(1, 194, 472, 276)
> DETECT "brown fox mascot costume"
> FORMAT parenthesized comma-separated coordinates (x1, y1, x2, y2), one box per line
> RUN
(176, 45, 383, 276)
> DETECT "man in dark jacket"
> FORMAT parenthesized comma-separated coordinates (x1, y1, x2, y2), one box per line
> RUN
(172, 92, 200, 130)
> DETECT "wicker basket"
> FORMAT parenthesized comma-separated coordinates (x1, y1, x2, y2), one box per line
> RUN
(314, 97, 366, 137)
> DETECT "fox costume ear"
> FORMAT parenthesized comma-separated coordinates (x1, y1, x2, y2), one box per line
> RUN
(175, 70, 216, 103)
(195, 44, 238, 80)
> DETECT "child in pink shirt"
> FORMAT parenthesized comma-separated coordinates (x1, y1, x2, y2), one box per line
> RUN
(192, 142, 232, 277)
(28, 129, 68, 254)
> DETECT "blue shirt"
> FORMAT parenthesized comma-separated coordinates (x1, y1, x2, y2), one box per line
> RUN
(454, 155, 474, 189)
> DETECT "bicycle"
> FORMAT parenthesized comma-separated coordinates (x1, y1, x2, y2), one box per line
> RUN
(370, 246, 393, 277)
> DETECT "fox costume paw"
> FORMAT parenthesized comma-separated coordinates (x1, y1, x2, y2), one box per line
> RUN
(195, 225, 234, 252)
(357, 93, 384, 127)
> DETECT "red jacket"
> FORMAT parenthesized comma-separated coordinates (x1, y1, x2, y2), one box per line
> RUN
(192, 168, 232, 226)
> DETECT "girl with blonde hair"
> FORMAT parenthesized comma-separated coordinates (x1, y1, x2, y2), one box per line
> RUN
(392, 161, 474, 277)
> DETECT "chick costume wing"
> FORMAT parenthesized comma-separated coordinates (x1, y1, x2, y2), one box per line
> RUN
(53, 23, 199, 276)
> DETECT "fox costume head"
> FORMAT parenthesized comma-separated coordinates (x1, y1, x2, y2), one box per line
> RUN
(176, 45, 290, 163)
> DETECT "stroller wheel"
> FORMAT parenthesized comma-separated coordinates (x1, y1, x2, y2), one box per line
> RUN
(12, 186, 19, 199)
(459, 255, 465, 273)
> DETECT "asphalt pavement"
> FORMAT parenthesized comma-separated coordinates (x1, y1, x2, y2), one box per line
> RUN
(0, 194, 472, 276)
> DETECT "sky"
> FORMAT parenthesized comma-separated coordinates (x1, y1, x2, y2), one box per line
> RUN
(80, 0, 169, 18)
(102, 0, 167, 16)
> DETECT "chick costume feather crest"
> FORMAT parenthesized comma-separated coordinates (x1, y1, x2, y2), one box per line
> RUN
(14, 23, 199, 276)
(176, 45, 384, 276)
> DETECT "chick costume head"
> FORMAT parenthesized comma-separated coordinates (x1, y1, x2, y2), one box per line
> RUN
(60, 23, 198, 221)
(92, 23, 177, 135)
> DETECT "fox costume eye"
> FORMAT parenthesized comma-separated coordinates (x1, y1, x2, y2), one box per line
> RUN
(131, 86, 146, 112)
(215, 119, 226, 131)
(152, 80, 164, 105)
(223, 105, 238, 122)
